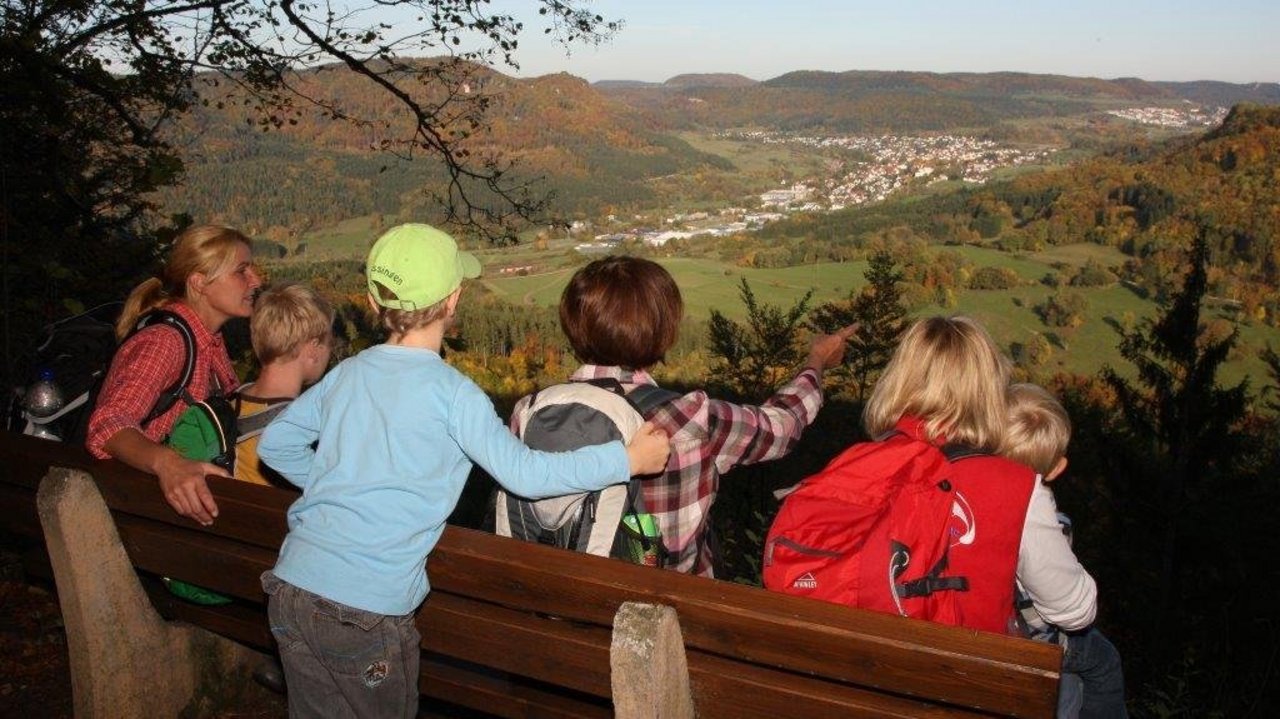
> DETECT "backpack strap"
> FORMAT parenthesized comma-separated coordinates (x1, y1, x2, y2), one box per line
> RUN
(876, 430, 990, 464)
(574, 377, 681, 418)
(940, 443, 989, 463)
(130, 309, 198, 428)
(873, 428, 905, 442)
(578, 376, 627, 397)
(235, 400, 291, 441)
(626, 383, 683, 417)
(896, 551, 971, 598)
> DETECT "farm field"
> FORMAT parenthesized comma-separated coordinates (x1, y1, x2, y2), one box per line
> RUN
(481, 244, 1280, 385)
(283, 214, 1278, 389)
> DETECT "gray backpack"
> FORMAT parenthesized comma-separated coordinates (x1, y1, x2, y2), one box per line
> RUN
(495, 378, 678, 565)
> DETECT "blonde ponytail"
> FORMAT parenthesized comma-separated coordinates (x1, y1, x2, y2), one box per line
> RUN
(115, 278, 169, 340)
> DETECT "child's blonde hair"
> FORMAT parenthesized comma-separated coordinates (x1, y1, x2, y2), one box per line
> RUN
(370, 281, 451, 337)
(251, 282, 336, 365)
(863, 315, 1010, 450)
(116, 225, 252, 339)
(999, 383, 1071, 476)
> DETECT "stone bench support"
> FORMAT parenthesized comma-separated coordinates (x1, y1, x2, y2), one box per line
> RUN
(611, 601, 695, 719)
(36, 467, 267, 718)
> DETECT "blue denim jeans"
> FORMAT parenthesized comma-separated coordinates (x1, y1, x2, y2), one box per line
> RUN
(262, 572, 421, 719)
(1058, 627, 1128, 719)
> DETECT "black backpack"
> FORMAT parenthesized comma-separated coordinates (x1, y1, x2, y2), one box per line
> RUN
(10, 305, 198, 445)
(494, 378, 679, 566)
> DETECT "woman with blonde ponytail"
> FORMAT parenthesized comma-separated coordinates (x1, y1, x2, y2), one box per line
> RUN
(87, 225, 263, 525)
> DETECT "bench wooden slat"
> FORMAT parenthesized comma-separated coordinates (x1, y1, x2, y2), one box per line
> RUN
(143, 577, 275, 649)
(0, 434, 291, 549)
(687, 651, 988, 719)
(98, 469, 292, 551)
(114, 514, 276, 601)
(429, 526, 1060, 718)
(421, 655, 611, 719)
(421, 592, 613, 697)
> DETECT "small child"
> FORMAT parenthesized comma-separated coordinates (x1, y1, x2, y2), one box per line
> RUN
(257, 223, 670, 718)
(235, 282, 335, 486)
(1000, 383, 1128, 719)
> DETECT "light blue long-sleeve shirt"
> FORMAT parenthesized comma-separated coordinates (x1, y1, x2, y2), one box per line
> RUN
(258, 344, 630, 615)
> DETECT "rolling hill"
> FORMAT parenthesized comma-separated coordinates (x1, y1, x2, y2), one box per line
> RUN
(152, 61, 1278, 239)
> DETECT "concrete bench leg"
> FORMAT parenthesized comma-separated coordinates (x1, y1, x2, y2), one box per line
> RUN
(36, 467, 264, 718)
(610, 602, 694, 719)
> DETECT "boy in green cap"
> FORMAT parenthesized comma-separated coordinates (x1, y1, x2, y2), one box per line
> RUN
(257, 223, 671, 718)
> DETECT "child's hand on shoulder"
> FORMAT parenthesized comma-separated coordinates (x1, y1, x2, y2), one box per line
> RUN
(626, 421, 672, 476)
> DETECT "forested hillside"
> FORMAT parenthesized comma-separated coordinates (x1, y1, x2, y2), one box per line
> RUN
(757, 103, 1280, 324)
(157, 62, 733, 233)
(155, 64, 1278, 238)
(599, 69, 1278, 133)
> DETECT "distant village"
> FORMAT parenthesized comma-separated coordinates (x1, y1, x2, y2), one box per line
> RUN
(557, 104, 1227, 256)
(570, 130, 1056, 253)
(1106, 104, 1228, 127)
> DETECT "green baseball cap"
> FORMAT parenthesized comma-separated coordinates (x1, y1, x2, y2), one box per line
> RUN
(366, 224, 482, 310)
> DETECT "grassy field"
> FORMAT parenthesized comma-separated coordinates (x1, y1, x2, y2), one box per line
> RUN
(286, 214, 1276, 389)
(290, 214, 553, 262)
(480, 257, 870, 313)
(676, 131, 839, 179)
(481, 245, 1280, 386)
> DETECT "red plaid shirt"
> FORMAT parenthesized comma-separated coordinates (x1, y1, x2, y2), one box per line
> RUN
(86, 301, 239, 458)
(511, 365, 824, 577)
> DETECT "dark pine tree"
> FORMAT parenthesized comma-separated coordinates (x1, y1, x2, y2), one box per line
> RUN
(707, 279, 811, 400)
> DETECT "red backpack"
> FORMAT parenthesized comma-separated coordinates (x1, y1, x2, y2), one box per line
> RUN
(762, 431, 979, 625)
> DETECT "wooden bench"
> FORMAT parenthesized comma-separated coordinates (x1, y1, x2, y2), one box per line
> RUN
(0, 432, 1062, 718)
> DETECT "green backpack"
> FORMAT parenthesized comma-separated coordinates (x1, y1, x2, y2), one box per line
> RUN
(163, 395, 241, 606)
(167, 394, 239, 473)
(160, 342, 241, 606)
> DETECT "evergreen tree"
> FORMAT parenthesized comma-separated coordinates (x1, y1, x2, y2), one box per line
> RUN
(1101, 231, 1249, 629)
(808, 253, 908, 399)
(708, 279, 811, 399)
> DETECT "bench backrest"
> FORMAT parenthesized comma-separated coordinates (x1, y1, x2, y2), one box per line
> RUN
(0, 432, 1062, 718)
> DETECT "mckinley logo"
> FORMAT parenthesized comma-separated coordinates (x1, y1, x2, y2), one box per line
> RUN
(370, 265, 403, 286)
(793, 572, 818, 590)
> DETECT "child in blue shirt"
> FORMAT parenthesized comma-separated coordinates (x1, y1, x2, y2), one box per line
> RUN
(258, 223, 670, 718)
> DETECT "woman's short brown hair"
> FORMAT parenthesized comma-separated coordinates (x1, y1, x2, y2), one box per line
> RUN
(559, 256, 684, 370)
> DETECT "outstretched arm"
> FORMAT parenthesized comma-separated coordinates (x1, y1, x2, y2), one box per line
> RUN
(700, 324, 859, 470)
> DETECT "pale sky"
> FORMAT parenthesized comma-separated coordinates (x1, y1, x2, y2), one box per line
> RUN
(484, 1, 1278, 84)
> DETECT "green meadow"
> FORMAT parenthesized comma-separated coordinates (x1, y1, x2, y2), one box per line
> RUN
(481, 245, 1280, 386)
(289, 218, 1277, 388)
